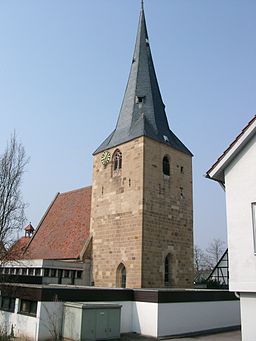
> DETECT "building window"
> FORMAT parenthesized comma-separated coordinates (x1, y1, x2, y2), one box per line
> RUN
(116, 263, 126, 288)
(136, 96, 145, 104)
(64, 270, 70, 278)
(50, 269, 56, 277)
(19, 299, 37, 317)
(77, 271, 82, 279)
(28, 268, 34, 276)
(163, 156, 170, 176)
(35, 268, 41, 276)
(252, 202, 256, 254)
(22, 268, 27, 276)
(112, 149, 122, 175)
(164, 254, 171, 287)
(44, 268, 50, 277)
(0, 296, 15, 312)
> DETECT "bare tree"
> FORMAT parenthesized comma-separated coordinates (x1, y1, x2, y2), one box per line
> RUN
(205, 238, 226, 269)
(0, 133, 29, 251)
(194, 245, 206, 274)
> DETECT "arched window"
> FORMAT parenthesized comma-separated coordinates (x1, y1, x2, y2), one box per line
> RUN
(113, 149, 122, 175)
(163, 156, 170, 176)
(164, 254, 171, 286)
(116, 263, 126, 288)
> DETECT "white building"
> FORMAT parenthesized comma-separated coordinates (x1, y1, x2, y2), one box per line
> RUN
(206, 115, 256, 341)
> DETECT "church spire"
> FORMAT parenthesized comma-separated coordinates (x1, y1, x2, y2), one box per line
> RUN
(94, 5, 192, 156)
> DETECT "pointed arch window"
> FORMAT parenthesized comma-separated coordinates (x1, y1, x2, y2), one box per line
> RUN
(112, 149, 122, 176)
(116, 263, 126, 288)
(164, 253, 171, 287)
(163, 156, 170, 176)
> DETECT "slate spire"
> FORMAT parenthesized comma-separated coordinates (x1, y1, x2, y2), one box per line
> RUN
(94, 5, 192, 156)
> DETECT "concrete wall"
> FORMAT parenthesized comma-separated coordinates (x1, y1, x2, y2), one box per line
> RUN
(240, 292, 256, 341)
(0, 297, 240, 340)
(38, 302, 63, 341)
(225, 134, 256, 292)
(132, 301, 158, 337)
(111, 298, 239, 338)
(0, 299, 39, 340)
(62, 303, 82, 341)
(158, 300, 240, 337)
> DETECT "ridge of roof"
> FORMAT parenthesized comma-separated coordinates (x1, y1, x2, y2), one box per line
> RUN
(58, 186, 92, 196)
(206, 115, 256, 181)
(94, 6, 192, 156)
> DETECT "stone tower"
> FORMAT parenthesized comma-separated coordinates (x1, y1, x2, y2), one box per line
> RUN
(90, 4, 193, 288)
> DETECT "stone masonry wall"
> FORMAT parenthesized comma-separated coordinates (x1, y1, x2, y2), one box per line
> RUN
(90, 138, 144, 288)
(142, 138, 194, 288)
(91, 136, 193, 288)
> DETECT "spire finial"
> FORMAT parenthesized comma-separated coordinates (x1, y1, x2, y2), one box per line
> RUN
(141, 0, 144, 10)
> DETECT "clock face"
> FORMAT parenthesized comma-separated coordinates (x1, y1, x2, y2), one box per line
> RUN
(101, 151, 111, 165)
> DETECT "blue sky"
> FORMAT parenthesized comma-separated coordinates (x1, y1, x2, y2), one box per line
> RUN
(1, 0, 256, 248)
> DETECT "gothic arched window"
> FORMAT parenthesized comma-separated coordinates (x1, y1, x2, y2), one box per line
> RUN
(164, 253, 171, 287)
(116, 263, 126, 288)
(163, 156, 170, 176)
(113, 149, 122, 175)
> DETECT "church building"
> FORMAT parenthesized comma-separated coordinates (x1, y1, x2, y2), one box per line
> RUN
(0, 5, 242, 341)
(7, 2, 194, 289)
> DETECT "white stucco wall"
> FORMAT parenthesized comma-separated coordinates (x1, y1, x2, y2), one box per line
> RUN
(0, 297, 240, 339)
(225, 134, 256, 292)
(158, 300, 240, 337)
(132, 301, 158, 337)
(0, 299, 39, 340)
(240, 292, 256, 341)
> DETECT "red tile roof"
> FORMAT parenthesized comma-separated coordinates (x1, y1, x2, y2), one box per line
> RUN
(23, 186, 92, 260)
(7, 237, 31, 260)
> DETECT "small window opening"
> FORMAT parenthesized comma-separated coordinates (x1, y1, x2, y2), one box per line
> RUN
(180, 166, 184, 174)
(35, 268, 41, 276)
(50, 269, 56, 277)
(180, 187, 184, 199)
(64, 270, 70, 278)
(44, 268, 49, 277)
(0, 296, 15, 312)
(164, 254, 171, 287)
(163, 156, 170, 176)
(116, 263, 126, 288)
(19, 299, 37, 317)
(113, 149, 122, 175)
(77, 271, 82, 279)
(136, 96, 145, 104)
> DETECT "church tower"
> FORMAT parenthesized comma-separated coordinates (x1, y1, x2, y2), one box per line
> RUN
(90, 4, 193, 288)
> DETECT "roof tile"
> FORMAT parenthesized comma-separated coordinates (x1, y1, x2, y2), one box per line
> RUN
(24, 186, 92, 260)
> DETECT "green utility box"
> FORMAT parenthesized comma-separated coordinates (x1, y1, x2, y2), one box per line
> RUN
(63, 302, 122, 341)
